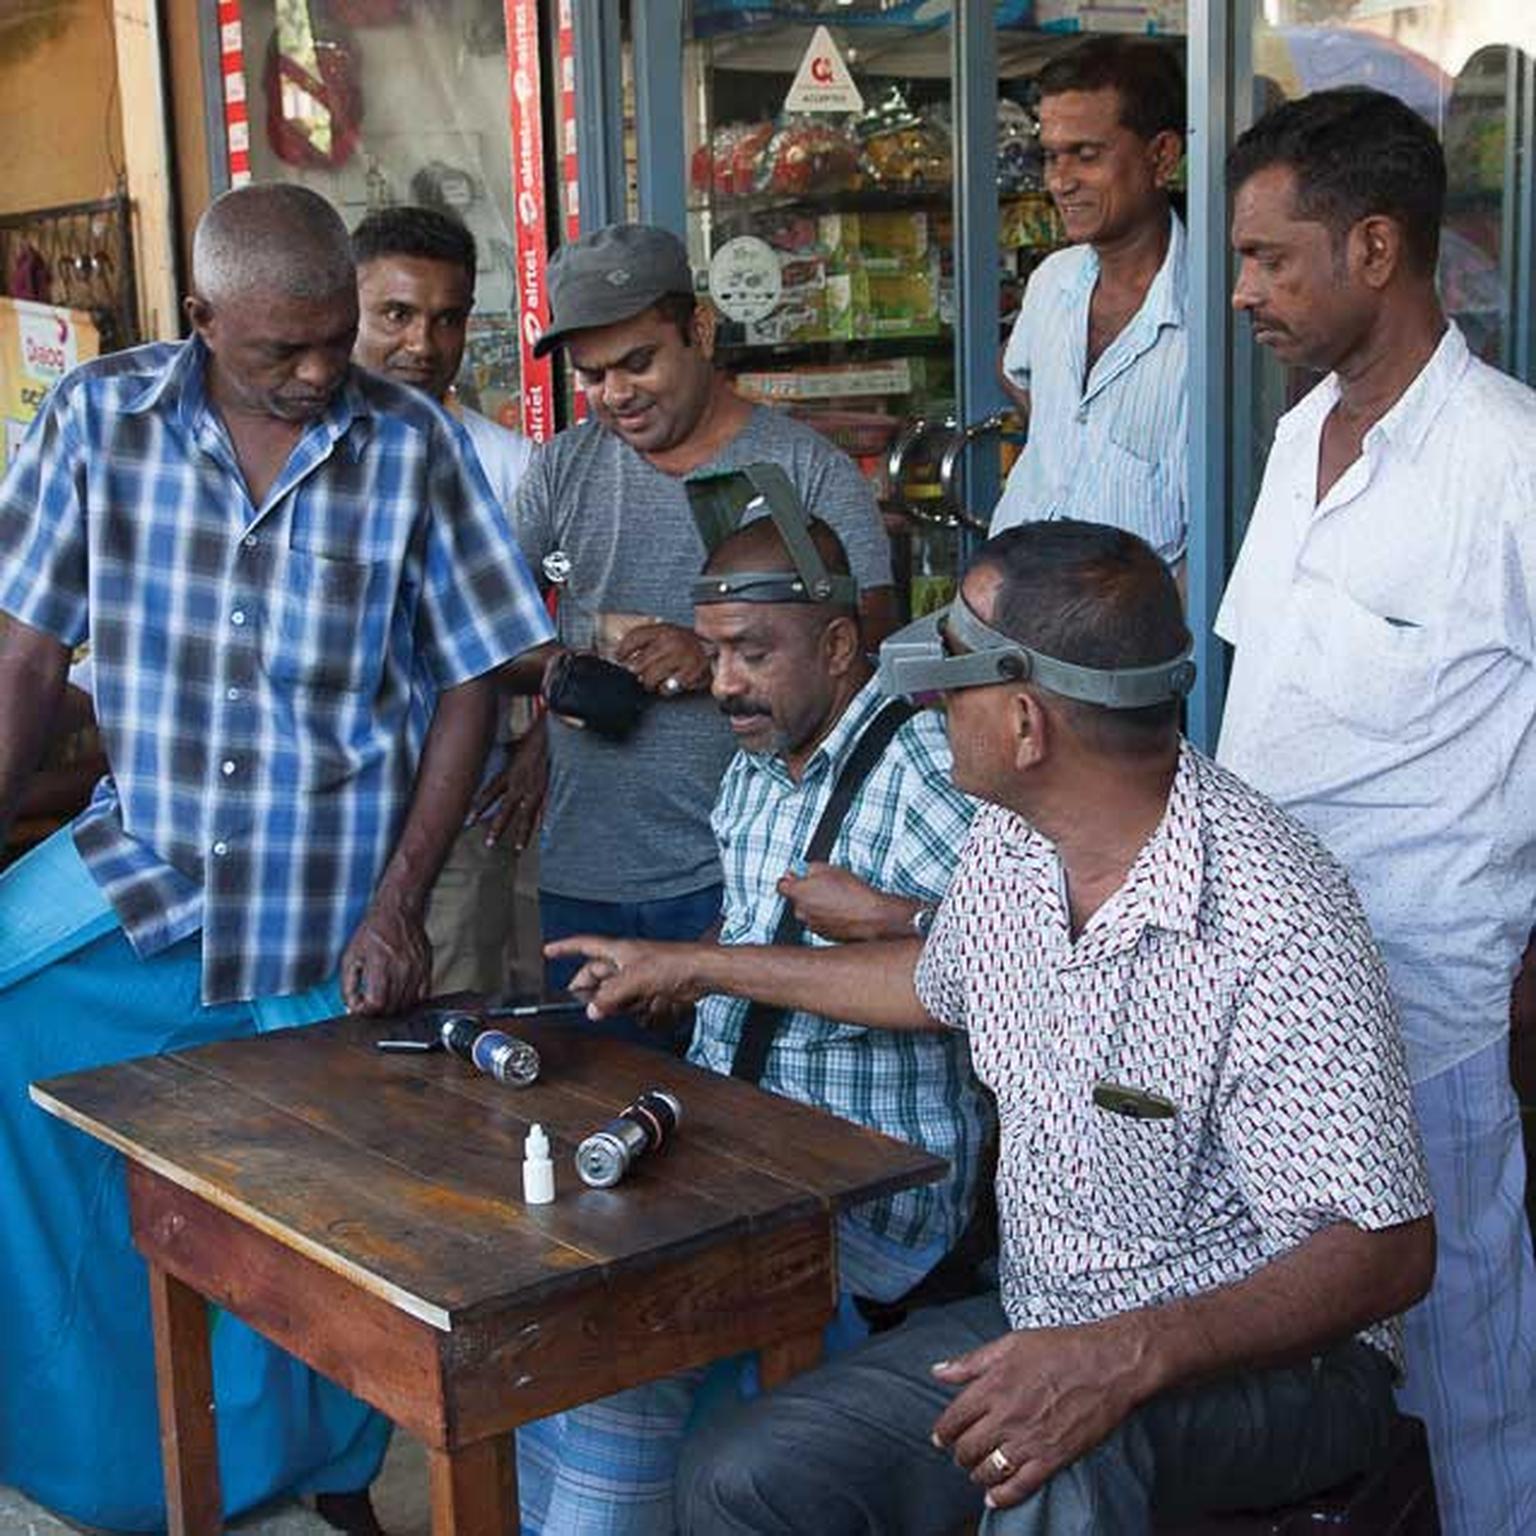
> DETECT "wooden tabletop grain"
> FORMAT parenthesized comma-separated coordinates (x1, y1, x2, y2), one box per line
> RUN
(32, 1011, 947, 1332)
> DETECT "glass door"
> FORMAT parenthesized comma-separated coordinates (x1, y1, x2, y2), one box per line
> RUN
(214, 0, 531, 431)
(676, 2, 960, 613)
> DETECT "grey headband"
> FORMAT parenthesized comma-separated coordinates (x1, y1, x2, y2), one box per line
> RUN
(878, 591, 1196, 707)
(688, 463, 859, 608)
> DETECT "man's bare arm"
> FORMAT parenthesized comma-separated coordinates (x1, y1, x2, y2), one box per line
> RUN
(1145, 1214, 1433, 1390)
(546, 932, 939, 1031)
(492, 639, 562, 695)
(0, 616, 70, 843)
(933, 1215, 1435, 1510)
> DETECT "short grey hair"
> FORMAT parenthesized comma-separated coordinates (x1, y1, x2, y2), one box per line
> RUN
(193, 184, 355, 306)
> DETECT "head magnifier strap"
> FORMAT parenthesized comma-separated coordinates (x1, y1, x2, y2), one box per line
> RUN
(688, 463, 860, 608)
(880, 591, 1197, 707)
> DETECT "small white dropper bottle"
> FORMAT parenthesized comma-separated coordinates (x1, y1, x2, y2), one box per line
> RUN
(523, 1123, 555, 1205)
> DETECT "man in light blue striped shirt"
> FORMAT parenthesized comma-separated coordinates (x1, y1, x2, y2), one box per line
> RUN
(991, 38, 1189, 569)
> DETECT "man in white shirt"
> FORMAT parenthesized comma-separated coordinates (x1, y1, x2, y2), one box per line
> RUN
(1219, 87, 1536, 1536)
(990, 37, 1188, 571)
(352, 205, 540, 996)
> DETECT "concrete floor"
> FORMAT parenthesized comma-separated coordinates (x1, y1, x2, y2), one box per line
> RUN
(0, 1431, 431, 1536)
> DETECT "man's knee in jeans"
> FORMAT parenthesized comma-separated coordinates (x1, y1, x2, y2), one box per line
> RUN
(675, 1400, 777, 1532)
(676, 1389, 877, 1535)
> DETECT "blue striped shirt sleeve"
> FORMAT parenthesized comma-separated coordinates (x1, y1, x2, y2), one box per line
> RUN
(0, 381, 90, 645)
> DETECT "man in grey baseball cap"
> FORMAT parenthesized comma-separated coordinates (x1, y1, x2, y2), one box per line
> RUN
(533, 222, 695, 357)
(497, 213, 898, 1081)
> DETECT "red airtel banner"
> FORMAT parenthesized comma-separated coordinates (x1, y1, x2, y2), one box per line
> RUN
(556, 0, 586, 421)
(506, 0, 555, 442)
(218, 0, 251, 187)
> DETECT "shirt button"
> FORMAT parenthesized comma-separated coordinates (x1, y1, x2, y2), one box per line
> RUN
(231, 609, 246, 627)
(1076, 405, 1088, 423)
(212, 841, 228, 857)
(221, 759, 237, 777)
(243, 534, 259, 549)
(226, 686, 240, 702)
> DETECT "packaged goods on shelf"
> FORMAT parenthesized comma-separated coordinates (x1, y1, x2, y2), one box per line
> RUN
(825, 265, 941, 341)
(691, 0, 1035, 35)
(734, 356, 927, 403)
(692, 92, 958, 207)
(786, 407, 901, 458)
(1034, 1, 1185, 33)
(713, 207, 942, 348)
(789, 408, 901, 495)
(743, 290, 828, 346)
(997, 98, 1043, 194)
(819, 211, 931, 271)
(760, 119, 864, 197)
(855, 87, 953, 191)
(691, 121, 778, 200)
(1000, 194, 1064, 251)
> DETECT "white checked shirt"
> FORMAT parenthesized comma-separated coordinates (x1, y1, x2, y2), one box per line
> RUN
(916, 745, 1431, 1368)
(1218, 324, 1536, 1083)
(990, 211, 1188, 563)
(691, 679, 990, 1269)
(0, 341, 551, 1004)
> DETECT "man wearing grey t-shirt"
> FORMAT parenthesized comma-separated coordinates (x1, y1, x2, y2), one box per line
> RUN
(507, 224, 896, 1046)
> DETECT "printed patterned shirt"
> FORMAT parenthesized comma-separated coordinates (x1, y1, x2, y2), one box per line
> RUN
(690, 678, 991, 1270)
(915, 743, 1431, 1367)
(0, 340, 551, 1004)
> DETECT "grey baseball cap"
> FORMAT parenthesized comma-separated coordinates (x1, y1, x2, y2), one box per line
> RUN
(533, 223, 696, 358)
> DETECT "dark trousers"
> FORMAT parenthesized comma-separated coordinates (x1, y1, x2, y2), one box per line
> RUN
(540, 883, 723, 1052)
(676, 1291, 1397, 1536)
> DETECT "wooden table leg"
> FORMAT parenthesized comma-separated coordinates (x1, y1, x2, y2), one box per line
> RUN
(146, 1261, 222, 1536)
(758, 1327, 825, 1390)
(428, 1437, 517, 1536)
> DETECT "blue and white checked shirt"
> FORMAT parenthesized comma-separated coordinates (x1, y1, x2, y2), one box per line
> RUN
(0, 340, 551, 1004)
(689, 678, 991, 1270)
(990, 211, 1188, 563)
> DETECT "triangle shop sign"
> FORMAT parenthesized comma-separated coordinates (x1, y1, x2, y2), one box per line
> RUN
(784, 26, 864, 115)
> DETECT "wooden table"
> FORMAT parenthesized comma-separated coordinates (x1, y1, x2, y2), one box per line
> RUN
(31, 1012, 944, 1536)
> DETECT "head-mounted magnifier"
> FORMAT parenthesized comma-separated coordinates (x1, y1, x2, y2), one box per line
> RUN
(878, 591, 1197, 707)
(686, 463, 859, 608)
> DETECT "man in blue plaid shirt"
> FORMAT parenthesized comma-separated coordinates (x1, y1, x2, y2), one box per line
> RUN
(0, 186, 550, 1532)
(521, 502, 990, 1534)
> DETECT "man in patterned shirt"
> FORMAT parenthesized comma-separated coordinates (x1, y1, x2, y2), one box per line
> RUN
(523, 489, 989, 1534)
(0, 186, 550, 1532)
(559, 520, 1434, 1535)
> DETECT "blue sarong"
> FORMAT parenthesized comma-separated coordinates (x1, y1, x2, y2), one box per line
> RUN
(0, 828, 389, 1530)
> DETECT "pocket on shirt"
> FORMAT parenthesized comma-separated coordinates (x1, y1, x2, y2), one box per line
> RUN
(1090, 434, 1182, 562)
(1080, 1108, 1183, 1235)
(260, 547, 391, 696)
(1295, 584, 1436, 743)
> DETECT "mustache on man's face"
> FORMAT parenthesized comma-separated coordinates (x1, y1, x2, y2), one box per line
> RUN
(718, 697, 772, 719)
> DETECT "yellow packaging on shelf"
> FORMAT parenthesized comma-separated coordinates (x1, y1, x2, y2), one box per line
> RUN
(866, 269, 940, 338)
(1, 297, 100, 470)
(820, 211, 931, 265)
(1000, 194, 1065, 251)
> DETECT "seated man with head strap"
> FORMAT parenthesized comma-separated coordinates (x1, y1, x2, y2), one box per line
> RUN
(516, 466, 991, 1535)
(554, 518, 1435, 1536)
